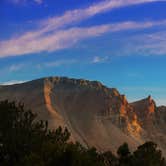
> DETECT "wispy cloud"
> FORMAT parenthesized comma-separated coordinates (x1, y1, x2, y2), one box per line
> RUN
(116, 30, 166, 56)
(10, 0, 26, 4)
(92, 56, 110, 64)
(133, 31, 166, 55)
(44, 59, 78, 67)
(34, 0, 43, 4)
(39, 0, 163, 32)
(1, 20, 166, 57)
(10, 0, 43, 5)
(0, 80, 27, 85)
(8, 64, 25, 72)
(37, 56, 110, 69)
(1, 0, 164, 58)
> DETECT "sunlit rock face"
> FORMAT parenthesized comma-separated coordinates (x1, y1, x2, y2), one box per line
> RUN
(131, 96, 166, 155)
(131, 96, 156, 129)
(0, 77, 165, 156)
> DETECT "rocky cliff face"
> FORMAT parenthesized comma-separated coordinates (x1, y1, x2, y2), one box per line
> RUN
(131, 96, 156, 131)
(0, 77, 165, 156)
(131, 96, 166, 154)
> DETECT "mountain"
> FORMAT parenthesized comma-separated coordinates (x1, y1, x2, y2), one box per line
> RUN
(0, 77, 165, 156)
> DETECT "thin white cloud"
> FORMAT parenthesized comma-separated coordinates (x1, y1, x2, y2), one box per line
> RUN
(92, 56, 109, 64)
(44, 59, 78, 67)
(117, 30, 166, 56)
(38, 56, 110, 69)
(1, 20, 166, 57)
(8, 64, 25, 72)
(0, 80, 27, 85)
(137, 31, 166, 55)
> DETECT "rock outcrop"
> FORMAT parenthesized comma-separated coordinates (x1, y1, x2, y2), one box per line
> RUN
(0, 77, 165, 156)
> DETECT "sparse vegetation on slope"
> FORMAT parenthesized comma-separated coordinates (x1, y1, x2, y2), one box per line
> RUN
(0, 100, 165, 166)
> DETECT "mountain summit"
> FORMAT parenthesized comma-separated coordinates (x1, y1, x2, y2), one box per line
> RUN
(0, 77, 165, 156)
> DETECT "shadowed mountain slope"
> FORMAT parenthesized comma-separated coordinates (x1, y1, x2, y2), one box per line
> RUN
(0, 77, 165, 155)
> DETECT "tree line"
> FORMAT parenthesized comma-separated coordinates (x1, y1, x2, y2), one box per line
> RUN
(0, 100, 165, 166)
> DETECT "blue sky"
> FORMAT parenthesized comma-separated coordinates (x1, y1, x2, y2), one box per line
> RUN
(0, 0, 166, 105)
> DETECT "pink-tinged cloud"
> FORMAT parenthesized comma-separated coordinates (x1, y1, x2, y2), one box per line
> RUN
(7, 0, 162, 44)
(40, 0, 164, 32)
(10, 0, 43, 5)
(0, 0, 165, 57)
(34, 0, 43, 4)
(0, 20, 166, 57)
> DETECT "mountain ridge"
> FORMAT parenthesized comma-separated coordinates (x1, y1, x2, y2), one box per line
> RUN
(0, 76, 165, 156)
